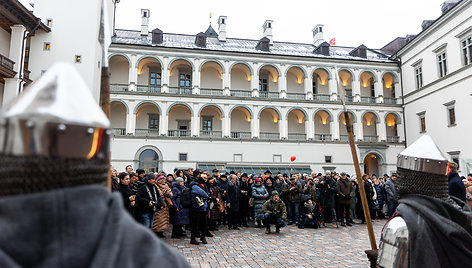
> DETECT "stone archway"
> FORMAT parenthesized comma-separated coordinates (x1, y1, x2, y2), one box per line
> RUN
(363, 153, 383, 177)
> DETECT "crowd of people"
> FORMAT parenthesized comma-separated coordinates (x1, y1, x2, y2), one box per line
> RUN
(110, 165, 406, 245)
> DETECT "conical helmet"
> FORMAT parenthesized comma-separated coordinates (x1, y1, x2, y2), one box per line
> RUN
(0, 63, 111, 196)
(396, 135, 449, 200)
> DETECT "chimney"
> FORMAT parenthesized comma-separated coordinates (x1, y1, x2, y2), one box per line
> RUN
(262, 20, 273, 45)
(218, 16, 227, 42)
(312, 24, 324, 46)
(256, 37, 270, 52)
(152, 28, 163, 44)
(141, 9, 150, 36)
(195, 32, 207, 48)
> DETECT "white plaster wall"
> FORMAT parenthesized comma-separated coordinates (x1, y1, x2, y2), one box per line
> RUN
(287, 112, 305, 133)
(231, 109, 251, 132)
(286, 72, 304, 93)
(314, 113, 330, 134)
(136, 104, 160, 129)
(230, 68, 250, 90)
(363, 124, 377, 136)
(109, 58, 129, 84)
(201, 67, 222, 89)
(386, 124, 398, 137)
(110, 102, 126, 128)
(168, 106, 191, 130)
(110, 138, 405, 176)
(360, 85, 372, 97)
(0, 28, 10, 56)
(260, 110, 279, 133)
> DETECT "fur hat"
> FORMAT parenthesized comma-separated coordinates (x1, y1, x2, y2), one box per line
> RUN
(271, 191, 279, 197)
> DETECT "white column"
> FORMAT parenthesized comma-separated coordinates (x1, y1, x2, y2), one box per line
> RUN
(307, 108, 314, 140)
(352, 70, 361, 102)
(332, 113, 339, 141)
(397, 123, 405, 142)
(280, 115, 287, 139)
(378, 112, 386, 142)
(192, 59, 200, 91)
(191, 115, 197, 136)
(252, 107, 259, 138)
(125, 108, 132, 134)
(304, 76, 312, 100)
(328, 78, 337, 101)
(375, 81, 383, 103)
(356, 121, 363, 141)
(160, 102, 168, 136)
(222, 116, 228, 137)
(394, 82, 401, 104)
(223, 69, 230, 89)
(252, 69, 259, 97)
(278, 73, 286, 98)
(129, 54, 137, 91)
(3, 25, 26, 105)
(131, 112, 137, 135)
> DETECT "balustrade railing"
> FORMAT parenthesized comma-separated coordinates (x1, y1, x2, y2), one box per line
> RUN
(112, 128, 126, 136)
(169, 87, 192, 95)
(363, 135, 379, 142)
(137, 85, 161, 93)
(340, 135, 349, 141)
(0, 54, 15, 72)
(259, 91, 279, 99)
(111, 84, 129, 92)
(168, 129, 190, 137)
(314, 134, 332, 141)
(200, 130, 222, 138)
(386, 136, 400, 143)
(260, 132, 280, 140)
(286, 93, 305, 100)
(230, 131, 251, 139)
(313, 94, 331, 101)
(345, 96, 354, 103)
(231, 90, 252, 97)
(287, 133, 306, 140)
(200, 88, 224, 96)
(360, 96, 377, 103)
(384, 98, 397, 104)
(135, 128, 159, 137)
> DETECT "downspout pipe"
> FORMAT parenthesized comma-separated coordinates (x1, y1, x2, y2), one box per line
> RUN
(18, 18, 42, 94)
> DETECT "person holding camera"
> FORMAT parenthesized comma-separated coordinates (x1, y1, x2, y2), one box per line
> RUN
(115, 172, 136, 216)
(336, 171, 354, 227)
(136, 172, 165, 229)
(262, 191, 287, 234)
(188, 176, 210, 245)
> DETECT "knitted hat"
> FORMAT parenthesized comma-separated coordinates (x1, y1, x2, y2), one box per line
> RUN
(175, 177, 184, 183)
(255, 178, 262, 183)
(144, 172, 155, 182)
(271, 191, 279, 196)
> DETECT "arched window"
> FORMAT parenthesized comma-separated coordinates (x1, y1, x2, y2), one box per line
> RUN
(139, 149, 159, 172)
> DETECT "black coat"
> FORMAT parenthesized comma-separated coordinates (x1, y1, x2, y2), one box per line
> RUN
(136, 182, 164, 215)
(448, 172, 466, 202)
(373, 183, 386, 204)
(115, 183, 135, 214)
(227, 180, 241, 212)
(239, 180, 251, 211)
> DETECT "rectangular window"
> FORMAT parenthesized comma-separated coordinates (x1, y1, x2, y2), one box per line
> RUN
(202, 116, 213, 131)
(233, 154, 243, 162)
(437, 52, 447, 78)
(46, 19, 53, 27)
(312, 78, 317, 94)
(259, 78, 268, 92)
(74, 55, 82, 63)
(149, 72, 161, 92)
(273, 154, 282, 162)
(148, 114, 159, 129)
(443, 100, 456, 127)
(43, 42, 50, 51)
(414, 66, 423, 88)
(179, 74, 191, 88)
(417, 111, 426, 133)
(325, 156, 332, 163)
(179, 153, 187, 161)
(462, 37, 472, 66)
(448, 151, 461, 170)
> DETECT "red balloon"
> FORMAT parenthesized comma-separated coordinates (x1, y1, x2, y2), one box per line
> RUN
(290, 156, 296, 162)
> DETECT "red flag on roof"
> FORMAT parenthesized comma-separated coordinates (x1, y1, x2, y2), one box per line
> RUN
(329, 38, 335, 45)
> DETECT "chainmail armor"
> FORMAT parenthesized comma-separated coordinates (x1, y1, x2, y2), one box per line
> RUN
(0, 154, 108, 196)
(396, 167, 449, 201)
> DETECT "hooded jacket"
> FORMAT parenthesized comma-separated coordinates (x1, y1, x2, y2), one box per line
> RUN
(0, 185, 190, 268)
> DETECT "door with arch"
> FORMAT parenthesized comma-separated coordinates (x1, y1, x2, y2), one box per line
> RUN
(363, 153, 379, 177)
(139, 149, 159, 173)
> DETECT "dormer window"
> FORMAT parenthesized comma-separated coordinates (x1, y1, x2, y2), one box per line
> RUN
(143, 11, 147, 17)
(222, 18, 225, 24)
(319, 27, 323, 32)
(268, 23, 271, 28)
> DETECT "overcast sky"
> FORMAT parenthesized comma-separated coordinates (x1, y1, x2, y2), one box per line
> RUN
(114, 0, 447, 49)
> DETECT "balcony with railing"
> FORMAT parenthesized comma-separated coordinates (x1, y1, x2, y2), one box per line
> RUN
(288, 133, 306, 140)
(113, 128, 126, 136)
(231, 90, 252, 97)
(260, 132, 280, 140)
(200, 88, 224, 96)
(386, 136, 400, 143)
(169, 87, 192, 95)
(339, 135, 349, 141)
(135, 128, 160, 137)
(259, 91, 279, 99)
(230, 131, 251, 139)
(286, 93, 305, 100)
(384, 98, 397, 104)
(345, 95, 354, 103)
(363, 135, 379, 142)
(23, 69, 32, 84)
(168, 129, 190, 137)
(360, 96, 377, 104)
(137, 85, 161, 93)
(0, 54, 16, 78)
(313, 94, 331, 101)
(200, 130, 222, 138)
(111, 84, 129, 92)
(314, 134, 332, 141)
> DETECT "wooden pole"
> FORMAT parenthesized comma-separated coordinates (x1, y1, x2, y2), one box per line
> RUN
(99, 66, 112, 191)
(344, 111, 377, 250)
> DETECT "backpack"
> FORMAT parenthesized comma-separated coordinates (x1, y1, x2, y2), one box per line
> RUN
(180, 187, 192, 208)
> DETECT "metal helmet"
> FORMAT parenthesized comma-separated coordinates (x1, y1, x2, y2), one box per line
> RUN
(395, 134, 450, 201)
(0, 63, 111, 196)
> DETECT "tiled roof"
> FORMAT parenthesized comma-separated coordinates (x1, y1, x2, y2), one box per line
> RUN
(112, 29, 394, 63)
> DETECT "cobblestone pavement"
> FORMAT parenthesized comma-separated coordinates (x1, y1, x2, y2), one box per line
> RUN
(163, 219, 386, 268)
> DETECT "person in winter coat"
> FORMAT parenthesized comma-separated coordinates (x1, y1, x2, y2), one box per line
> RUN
(304, 178, 318, 202)
(448, 163, 466, 202)
(273, 177, 285, 199)
(264, 178, 275, 198)
(299, 199, 319, 229)
(170, 178, 190, 238)
(252, 178, 269, 228)
(217, 174, 230, 225)
(227, 175, 241, 230)
(207, 177, 222, 231)
(283, 177, 303, 225)
(189, 177, 209, 245)
(115, 172, 136, 216)
(136, 173, 165, 229)
(356, 174, 374, 224)
(262, 191, 287, 234)
(166, 174, 174, 188)
(336, 172, 353, 226)
(152, 174, 173, 238)
(317, 170, 337, 227)
(239, 173, 251, 227)
(372, 178, 386, 219)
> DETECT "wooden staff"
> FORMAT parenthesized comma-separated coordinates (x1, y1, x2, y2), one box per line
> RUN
(344, 110, 377, 250)
(99, 66, 112, 190)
